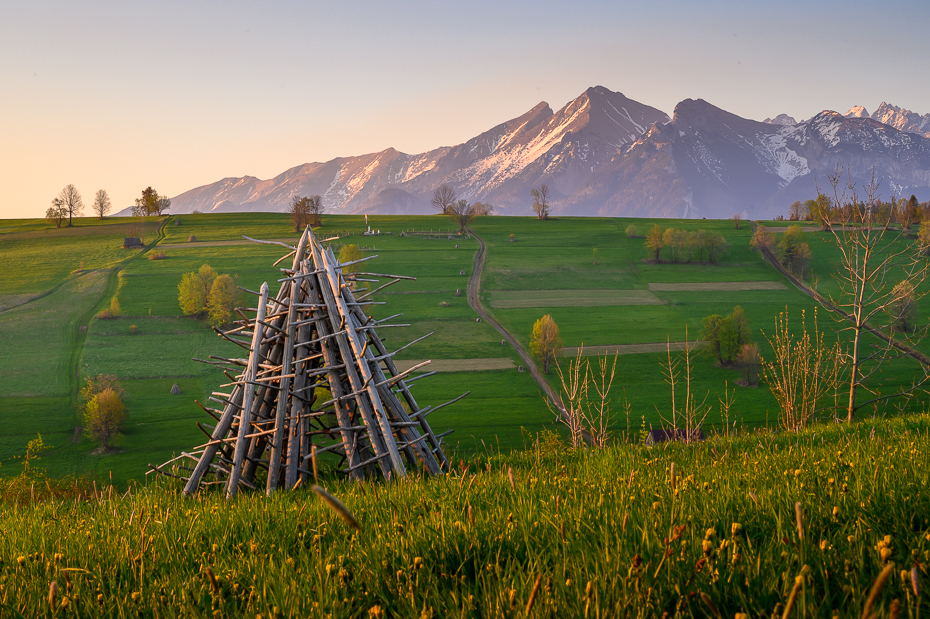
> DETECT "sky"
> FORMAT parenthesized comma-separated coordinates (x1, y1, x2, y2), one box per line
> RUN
(2, 0, 928, 219)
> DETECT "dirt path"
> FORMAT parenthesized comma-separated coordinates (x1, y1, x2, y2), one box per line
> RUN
(466, 227, 564, 411)
(68, 216, 173, 404)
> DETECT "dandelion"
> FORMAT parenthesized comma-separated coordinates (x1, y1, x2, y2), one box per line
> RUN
(16, 556, 25, 567)
(131, 591, 141, 603)
(413, 557, 424, 570)
(832, 506, 840, 521)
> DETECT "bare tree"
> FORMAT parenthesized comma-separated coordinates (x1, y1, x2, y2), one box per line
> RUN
(788, 201, 802, 221)
(45, 199, 66, 228)
(92, 189, 112, 219)
(307, 195, 324, 226)
(471, 201, 494, 216)
(430, 185, 457, 214)
(57, 184, 83, 226)
(447, 199, 475, 232)
(531, 184, 550, 220)
(289, 196, 318, 231)
(819, 168, 928, 422)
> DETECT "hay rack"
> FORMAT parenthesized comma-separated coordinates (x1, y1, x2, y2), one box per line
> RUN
(151, 227, 461, 497)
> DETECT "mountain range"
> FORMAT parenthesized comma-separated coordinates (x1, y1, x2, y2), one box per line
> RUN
(167, 87, 930, 220)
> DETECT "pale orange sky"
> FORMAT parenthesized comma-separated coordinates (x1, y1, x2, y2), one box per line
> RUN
(2, 0, 928, 219)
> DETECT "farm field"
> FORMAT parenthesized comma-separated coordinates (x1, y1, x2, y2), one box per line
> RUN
(2, 212, 930, 486)
(2, 414, 928, 617)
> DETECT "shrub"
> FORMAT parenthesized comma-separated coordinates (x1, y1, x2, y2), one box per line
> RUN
(148, 251, 167, 260)
(701, 306, 751, 366)
(206, 274, 240, 326)
(530, 314, 562, 374)
(178, 264, 218, 316)
(625, 224, 640, 238)
(188, 235, 197, 242)
(84, 388, 126, 451)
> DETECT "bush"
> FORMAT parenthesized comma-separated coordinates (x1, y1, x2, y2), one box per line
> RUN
(178, 264, 218, 316)
(97, 296, 121, 319)
(701, 306, 751, 366)
(206, 274, 240, 326)
(80, 375, 126, 451)
(625, 224, 640, 238)
(148, 251, 167, 260)
(84, 388, 126, 451)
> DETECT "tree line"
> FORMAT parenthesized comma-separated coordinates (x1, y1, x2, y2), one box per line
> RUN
(45, 185, 171, 227)
(788, 193, 929, 231)
(643, 224, 728, 263)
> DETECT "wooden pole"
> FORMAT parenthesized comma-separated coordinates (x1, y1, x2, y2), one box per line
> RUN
(226, 282, 268, 499)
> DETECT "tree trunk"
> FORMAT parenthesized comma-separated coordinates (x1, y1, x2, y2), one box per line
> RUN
(846, 327, 861, 422)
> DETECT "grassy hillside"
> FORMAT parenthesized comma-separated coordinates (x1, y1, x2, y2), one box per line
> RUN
(2, 213, 929, 486)
(2, 414, 928, 617)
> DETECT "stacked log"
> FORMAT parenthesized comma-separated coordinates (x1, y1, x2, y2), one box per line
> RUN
(151, 226, 459, 497)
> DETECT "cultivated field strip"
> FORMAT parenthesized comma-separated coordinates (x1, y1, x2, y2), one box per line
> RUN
(393, 358, 515, 372)
(647, 281, 786, 291)
(488, 288, 663, 308)
(561, 341, 705, 356)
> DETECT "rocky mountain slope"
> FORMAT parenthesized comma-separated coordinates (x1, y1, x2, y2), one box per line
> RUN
(169, 88, 930, 219)
(169, 87, 669, 217)
(565, 100, 930, 219)
(846, 103, 930, 138)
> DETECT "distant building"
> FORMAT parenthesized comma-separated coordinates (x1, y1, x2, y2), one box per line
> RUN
(123, 237, 144, 249)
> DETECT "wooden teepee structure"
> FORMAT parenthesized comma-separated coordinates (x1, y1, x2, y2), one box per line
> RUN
(153, 227, 460, 497)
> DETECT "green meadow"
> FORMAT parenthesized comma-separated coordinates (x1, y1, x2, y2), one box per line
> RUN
(1, 212, 929, 487)
(2, 415, 928, 618)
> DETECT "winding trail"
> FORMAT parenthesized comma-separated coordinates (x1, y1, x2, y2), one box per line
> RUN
(465, 228, 564, 411)
(67, 216, 173, 404)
